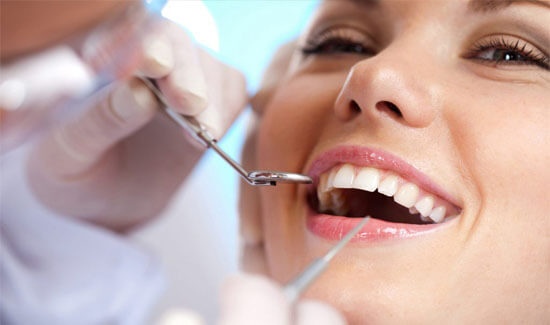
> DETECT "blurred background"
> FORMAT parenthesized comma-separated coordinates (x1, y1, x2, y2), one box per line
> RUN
(130, 1, 316, 323)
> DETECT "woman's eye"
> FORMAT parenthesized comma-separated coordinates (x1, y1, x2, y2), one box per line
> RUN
(302, 38, 373, 56)
(478, 48, 529, 62)
(465, 37, 550, 70)
(301, 27, 375, 57)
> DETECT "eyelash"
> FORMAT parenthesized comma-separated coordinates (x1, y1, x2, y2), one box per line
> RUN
(302, 32, 550, 70)
(302, 37, 374, 56)
(301, 28, 375, 56)
(464, 37, 549, 70)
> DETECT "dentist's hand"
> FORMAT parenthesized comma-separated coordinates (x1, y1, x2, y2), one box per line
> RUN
(218, 274, 347, 325)
(27, 19, 247, 231)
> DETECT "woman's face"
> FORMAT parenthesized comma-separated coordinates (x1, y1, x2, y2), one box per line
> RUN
(250, 0, 550, 323)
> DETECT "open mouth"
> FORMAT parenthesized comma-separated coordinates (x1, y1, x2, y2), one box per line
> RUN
(308, 164, 460, 224)
(304, 146, 462, 242)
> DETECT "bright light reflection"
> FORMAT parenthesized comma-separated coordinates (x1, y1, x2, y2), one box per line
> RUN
(161, 0, 220, 52)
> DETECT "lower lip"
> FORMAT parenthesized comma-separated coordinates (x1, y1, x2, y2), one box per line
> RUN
(307, 209, 448, 242)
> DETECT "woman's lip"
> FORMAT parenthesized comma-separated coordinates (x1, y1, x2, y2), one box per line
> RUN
(305, 145, 460, 207)
(307, 208, 453, 242)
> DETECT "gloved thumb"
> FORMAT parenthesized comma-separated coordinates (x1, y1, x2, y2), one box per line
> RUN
(217, 274, 291, 325)
(217, 274, 348, 325)
(35, 77, 158, 177)
(295, 301, 347, 325)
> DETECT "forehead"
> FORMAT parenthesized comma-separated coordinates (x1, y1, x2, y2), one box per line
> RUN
(313, 0, 550, 32)
(325, 0, 550, 12)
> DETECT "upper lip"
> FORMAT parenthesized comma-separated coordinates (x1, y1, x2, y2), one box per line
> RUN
(305, 145, 461, 208)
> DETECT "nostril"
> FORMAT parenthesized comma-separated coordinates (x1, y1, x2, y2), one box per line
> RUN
(350, 100, 361, 114)
(386, 102, 402, 117)
(376, 101, 403, 117)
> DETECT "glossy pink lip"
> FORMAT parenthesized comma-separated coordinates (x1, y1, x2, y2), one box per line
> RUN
(307, 209, 450, 242)
(305, 145, 460, 242)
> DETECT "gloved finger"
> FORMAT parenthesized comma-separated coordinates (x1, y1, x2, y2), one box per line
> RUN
(192, 46, 247, 140)
(138, 33, 174, 79)
(295, 300, 348, 325)
(34, 77, 158, 177)
(156, 21, 208, 116)
(155, 308, 204, 325)
(218, 274, 291, 325)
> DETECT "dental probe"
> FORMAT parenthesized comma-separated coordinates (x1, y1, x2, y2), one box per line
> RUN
(139, 77, 312, 186)
(284, 216, 371, 304)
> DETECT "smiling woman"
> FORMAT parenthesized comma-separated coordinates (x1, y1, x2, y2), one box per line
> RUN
(240, 0, 550, 323)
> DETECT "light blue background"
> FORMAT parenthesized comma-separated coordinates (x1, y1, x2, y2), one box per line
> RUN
(201, 0, 317, 256)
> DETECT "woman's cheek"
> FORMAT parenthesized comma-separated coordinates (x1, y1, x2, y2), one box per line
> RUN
(451, 92, 547, 213)
(257, 74, 347, 172)
(444, 87, 549, 301)
(255, 74, 347, 282)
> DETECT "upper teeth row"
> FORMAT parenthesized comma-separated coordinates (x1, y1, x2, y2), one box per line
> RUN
(317, 164, 454, 223)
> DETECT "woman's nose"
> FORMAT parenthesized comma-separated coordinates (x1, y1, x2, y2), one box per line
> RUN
(334, 48, 441, 129)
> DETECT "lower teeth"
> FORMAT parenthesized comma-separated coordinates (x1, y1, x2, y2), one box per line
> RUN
(315, 188, 439, 224)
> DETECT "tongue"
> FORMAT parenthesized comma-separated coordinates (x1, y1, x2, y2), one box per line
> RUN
(343, 189, 427, 224)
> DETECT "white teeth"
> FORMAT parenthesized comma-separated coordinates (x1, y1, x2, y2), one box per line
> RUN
(320, 168, 337, 195)
(378, 175, 399, 196)
(394, 183, 419, 208)
(317, 164, 455, 223)
(429, 206, 446, 223)
(331, 190, 345, 207)
(317, 173, 328, 210)
(333, 164, 355, 188)
(318, 173, 328, 193)
(420, 214, 431, 222)
(326, 168, 337, 191)
(353, 167, 380, 192)
(414, 196, 434, 217)
(331, 190, 348, 215)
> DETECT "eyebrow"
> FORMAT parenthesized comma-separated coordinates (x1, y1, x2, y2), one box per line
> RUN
(468, 0, 550, 12)
(347, 0, 550, 11)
